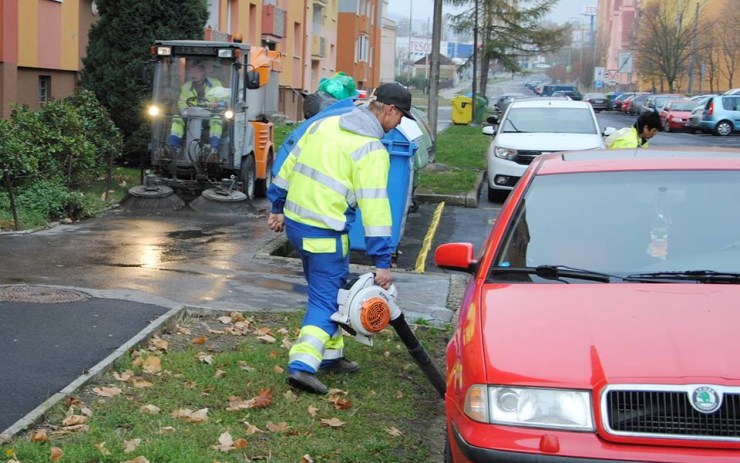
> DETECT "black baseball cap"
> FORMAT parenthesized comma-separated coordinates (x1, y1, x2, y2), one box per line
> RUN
(372, 83, 415, 120)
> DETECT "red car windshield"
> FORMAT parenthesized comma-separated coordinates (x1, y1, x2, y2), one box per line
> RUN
(492, 170, 740, 280)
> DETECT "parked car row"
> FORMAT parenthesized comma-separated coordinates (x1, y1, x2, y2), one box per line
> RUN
(610, 91, 739, 136)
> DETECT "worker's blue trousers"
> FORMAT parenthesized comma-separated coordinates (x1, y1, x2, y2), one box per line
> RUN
(285, 219, 349, 374)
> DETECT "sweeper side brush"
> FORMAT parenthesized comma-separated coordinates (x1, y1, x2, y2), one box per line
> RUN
(120, 175, 185, 211)
(188, 177, 258, 215)
(335, 273, 446, 399)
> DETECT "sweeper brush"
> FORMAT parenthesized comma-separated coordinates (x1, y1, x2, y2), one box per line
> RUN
(119, 182, 185, 211)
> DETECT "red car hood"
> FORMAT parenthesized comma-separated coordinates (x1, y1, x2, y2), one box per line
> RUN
(481, 284, 740, 386)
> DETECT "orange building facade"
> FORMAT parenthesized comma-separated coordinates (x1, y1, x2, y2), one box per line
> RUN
(0, 0, 97, 118)
(336, 0, 382, 91)
(1, 0, 386, 122)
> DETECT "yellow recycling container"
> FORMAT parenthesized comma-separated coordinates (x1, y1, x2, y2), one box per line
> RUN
(451, 95, 473, 125)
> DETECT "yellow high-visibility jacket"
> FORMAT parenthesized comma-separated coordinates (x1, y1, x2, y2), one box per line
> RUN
(268, 106, 393, 267)
(605, 126, 648, 149)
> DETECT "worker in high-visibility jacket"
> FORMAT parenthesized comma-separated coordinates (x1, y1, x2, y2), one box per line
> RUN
(605, 111, 661, 149)
(168, 60, 227, 155)
(267, 82, 415, 395)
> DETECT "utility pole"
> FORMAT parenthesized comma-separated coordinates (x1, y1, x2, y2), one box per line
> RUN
(407, 0, 413, 78)
(427, 0, 442, 159)
(686, 2, 699, 95)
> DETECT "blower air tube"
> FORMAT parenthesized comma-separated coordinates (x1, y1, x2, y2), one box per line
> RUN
(389, 313, 446, 399)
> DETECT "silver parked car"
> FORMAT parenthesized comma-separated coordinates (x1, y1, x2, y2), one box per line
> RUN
(582, 92, 609, 112)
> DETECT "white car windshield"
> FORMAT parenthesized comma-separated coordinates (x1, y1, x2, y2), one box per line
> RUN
(502, 108, 597, 134)
(493, 170, 740, 280)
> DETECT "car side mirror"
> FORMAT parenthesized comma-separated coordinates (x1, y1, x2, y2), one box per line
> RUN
(486, 115, 498, 125)
(482, 126, 495, 136)
(246, 71, 261, 90)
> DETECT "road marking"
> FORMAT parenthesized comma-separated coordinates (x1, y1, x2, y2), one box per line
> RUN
(415, 202, 445, 274)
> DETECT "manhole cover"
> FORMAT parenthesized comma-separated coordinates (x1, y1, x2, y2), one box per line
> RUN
(0, 286, 90, 303)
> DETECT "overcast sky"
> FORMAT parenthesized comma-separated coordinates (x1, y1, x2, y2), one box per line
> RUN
(385, 0, 593, 28)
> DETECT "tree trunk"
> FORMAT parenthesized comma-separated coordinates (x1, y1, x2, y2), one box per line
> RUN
(3, 170, 20, 231)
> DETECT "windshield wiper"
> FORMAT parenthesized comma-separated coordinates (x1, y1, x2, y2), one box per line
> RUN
(491, 265, 618, 283)
(624, 270, 740, 284)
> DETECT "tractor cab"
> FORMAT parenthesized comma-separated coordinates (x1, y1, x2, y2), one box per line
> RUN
(142, 40, 261, 204)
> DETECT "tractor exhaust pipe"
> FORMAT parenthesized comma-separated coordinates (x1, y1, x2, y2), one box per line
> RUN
(389, 313, 446, 399)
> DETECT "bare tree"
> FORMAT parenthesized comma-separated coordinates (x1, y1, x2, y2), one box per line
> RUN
(635, 0, 704, 93)
(717, 8, 739, 89)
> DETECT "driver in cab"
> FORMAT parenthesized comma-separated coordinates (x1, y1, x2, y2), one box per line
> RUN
(168, 60, 227, 156)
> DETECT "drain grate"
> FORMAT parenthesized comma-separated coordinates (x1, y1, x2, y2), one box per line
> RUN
(0, 286, 90, 303)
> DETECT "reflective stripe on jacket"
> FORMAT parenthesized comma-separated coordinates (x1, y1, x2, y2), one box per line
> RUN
(271, 107, 393, 255)
(605, 126, 648, 149)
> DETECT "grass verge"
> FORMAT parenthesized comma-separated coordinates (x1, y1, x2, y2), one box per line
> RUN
(416, 125, 489, 195)
(1, 311, 450, 463)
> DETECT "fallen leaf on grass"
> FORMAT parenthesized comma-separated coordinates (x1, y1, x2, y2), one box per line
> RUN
(139, 404, 161, 415)
(142, 356, 162, 374)
(327, 388, 348, 396)
(114, 370, 135, 382)
(212, 432, 249, 452)
(243, 422, 264, 435)
(237, 361, 255, 372)
(196, 352, 213, 364)
(176, 325, 191, 335)
(29, 428, 49, 442)
(307, 405, 318, 417)
(217, 316, 232, 324)
(226, 389, 273, 411)
(258, 334, 277, 344)
(62, 415, 87, 426)
(95, 442, 111, 455)
(148, 337, 168, 352)
(123, 438, 142, 453)
(281, 338, 293, 349)
(171, 408, 209, 423)
(191, 336, 207, 345)
(254, 326, 273, 336)
(301, 455, 314, 463)
(92, 386, 121, 398)
(227, 322, 250, 336)
(122, 456, 150, 463)
(231, 311, 246, 323)
(283, 390, 298, 401)
(320, 418, 346, 428)
(132, 378, 153, 388)
(396, 390, 404, 399)
(265, 421, 290, 433)
(328, 395, 352, 410)
(273, 365, 284, 374)
(386, 426, 404, 437)
(51, 446, 64, 462)
(157, 427, 176, 435)
(214, 369, 226, 378)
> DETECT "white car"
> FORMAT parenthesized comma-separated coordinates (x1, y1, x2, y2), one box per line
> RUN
(483, 98, 607, 201)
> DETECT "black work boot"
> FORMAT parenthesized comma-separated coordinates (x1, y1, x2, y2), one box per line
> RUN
(319, 358, 360, 374)
(286, 371, 328, 395)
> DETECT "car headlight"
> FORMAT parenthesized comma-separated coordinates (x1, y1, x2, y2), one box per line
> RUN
(493, 146, 517, 160)
(147, 105, 161, 117)
(464, 385, 594, 431)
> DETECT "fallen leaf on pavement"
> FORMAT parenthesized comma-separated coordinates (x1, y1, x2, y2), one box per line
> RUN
(191, 336, 207, 345)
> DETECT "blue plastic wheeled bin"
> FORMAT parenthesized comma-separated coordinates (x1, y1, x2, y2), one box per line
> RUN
(273, 99, 417, 254)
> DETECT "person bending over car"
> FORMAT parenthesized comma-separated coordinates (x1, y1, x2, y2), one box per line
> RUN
(606, 111, 662, 149)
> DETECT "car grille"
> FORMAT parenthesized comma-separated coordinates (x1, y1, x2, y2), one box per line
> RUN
(513, 150, 542, 165)
(602, 385, 740, 441)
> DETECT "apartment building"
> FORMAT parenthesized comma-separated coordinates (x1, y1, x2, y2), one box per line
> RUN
(336, 0, 382, 91)
(1, 0, 389, 122)
(0, 0, 97, 118)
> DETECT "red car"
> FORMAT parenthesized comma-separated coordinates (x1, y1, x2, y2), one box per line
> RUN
(436, 148, 740, 463)
(659, 99, 698, 132)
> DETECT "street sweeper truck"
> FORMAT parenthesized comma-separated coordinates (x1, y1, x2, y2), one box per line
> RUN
(124, 37, 280, 210)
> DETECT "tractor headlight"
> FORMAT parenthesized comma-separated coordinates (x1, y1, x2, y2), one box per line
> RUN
(156, 46, 171, 56)
(223, 109, 234, 120)
(494, 146, 517, 160)
(464, 385, 594, 431)
(147, 105, 161, 117)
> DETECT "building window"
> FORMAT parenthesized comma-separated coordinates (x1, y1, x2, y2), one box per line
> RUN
(293, 22, 302, 56)
(39, 76, 51, 104)
(355, 35, 369, 63)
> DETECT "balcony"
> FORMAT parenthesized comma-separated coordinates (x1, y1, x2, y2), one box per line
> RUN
(313, 0, 327, 6)
(312, 35, 327, 59)
(262, 4, 286, 39)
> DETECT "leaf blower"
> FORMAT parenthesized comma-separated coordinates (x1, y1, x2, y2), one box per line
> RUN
(333, 273, 446, 399)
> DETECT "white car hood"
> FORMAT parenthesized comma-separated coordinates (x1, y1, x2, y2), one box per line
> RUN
(494, 132, 605, 151)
